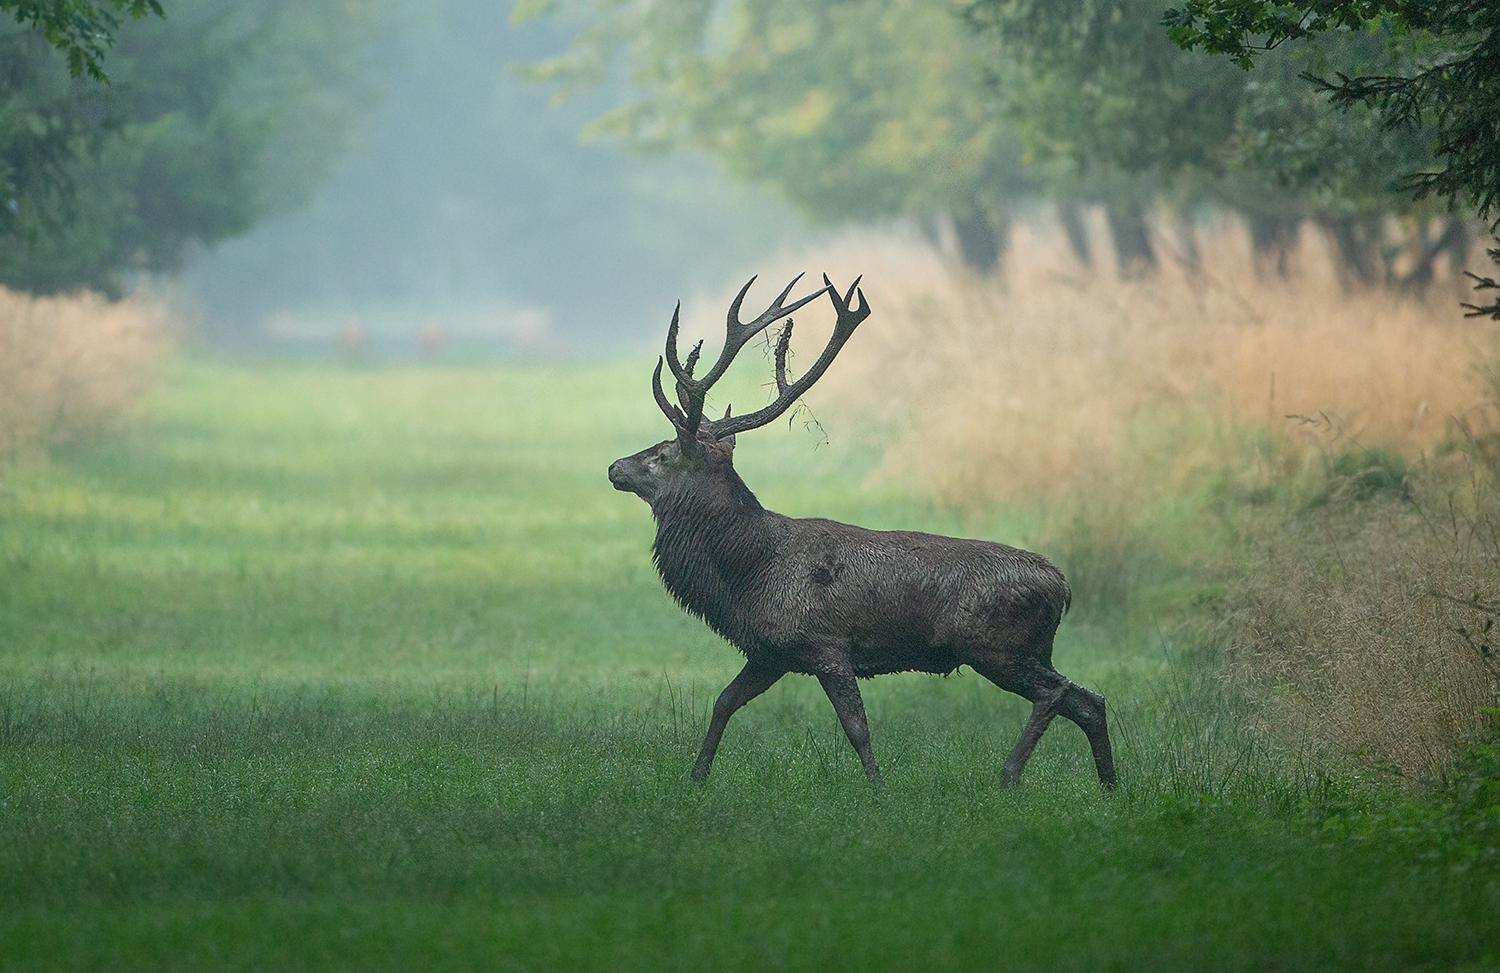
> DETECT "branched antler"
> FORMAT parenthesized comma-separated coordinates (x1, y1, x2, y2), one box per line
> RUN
(651, 274, 836, 450)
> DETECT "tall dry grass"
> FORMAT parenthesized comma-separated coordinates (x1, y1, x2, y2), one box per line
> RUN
(0, 286, 166, 458)
(1226, 486, 1500, 780)
(678, 211, 1497, 506)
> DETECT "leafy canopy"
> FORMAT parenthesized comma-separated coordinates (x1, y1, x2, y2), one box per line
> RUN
(1162, 0, 1391, 66)
(965, 0, 1439, 223)
(1161, 0, 1499, 313)
(0, 0, 163, 80)
(0, 0, 376, 295)
(516, 0, 1036, 238)
(1162, 0, 1500, 222)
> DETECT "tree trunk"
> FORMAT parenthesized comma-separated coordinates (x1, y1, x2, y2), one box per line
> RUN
(952, 209, 1006, 274)
(1106, 204, 1155, 280)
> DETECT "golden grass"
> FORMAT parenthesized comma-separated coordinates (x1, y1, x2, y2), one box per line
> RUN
(681, 212, 1499, 507)
(0, 286, 167, 458)
(1227, 492, 1500, 780)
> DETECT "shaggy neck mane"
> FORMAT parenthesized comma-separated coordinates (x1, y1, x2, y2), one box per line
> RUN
(650, 464, 773, 641)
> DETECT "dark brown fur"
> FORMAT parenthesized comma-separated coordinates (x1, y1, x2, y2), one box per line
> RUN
(610, 275, 1115, 786)
(610, 436, 1116, 787)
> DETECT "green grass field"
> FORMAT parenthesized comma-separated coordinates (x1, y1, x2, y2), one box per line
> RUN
(2, 360, 1497, 971)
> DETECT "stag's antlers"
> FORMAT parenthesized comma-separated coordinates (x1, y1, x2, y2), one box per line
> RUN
(652, 274, 870, 450)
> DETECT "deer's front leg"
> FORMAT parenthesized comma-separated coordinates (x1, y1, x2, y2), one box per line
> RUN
(816, 670, 881, 781)
(693, 662, 785, 782)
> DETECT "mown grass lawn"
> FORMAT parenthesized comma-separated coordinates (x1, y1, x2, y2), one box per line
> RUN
(1, 360, 1496, 971)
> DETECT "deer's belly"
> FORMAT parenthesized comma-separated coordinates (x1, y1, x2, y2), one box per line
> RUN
(850, 636, 960, 677)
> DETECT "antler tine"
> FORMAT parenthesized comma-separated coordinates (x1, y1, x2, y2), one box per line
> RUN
(773, 320, 794, 394)
(708, 274, 871, 440)
(664, 302, 689, 384)
(722, 275, 760, 345)
(833, 273, 865, 313)
(658, 302, 706, 444)
(753, 273, 832, 332)
(652, 357, 688, 430)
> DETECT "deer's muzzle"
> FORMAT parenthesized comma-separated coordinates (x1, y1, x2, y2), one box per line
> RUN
(608, 459, 635, 492)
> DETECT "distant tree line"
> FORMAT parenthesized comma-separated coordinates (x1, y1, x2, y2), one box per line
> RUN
(518, 0, 1494, 302)
(5, 0, 1493, 315)
(515, 0, 1037, 271)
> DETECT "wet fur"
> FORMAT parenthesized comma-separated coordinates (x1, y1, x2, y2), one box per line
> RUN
(610, 434, 1116, 787)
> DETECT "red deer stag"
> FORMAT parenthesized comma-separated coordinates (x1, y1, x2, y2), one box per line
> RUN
(608, 274, 1116, 787)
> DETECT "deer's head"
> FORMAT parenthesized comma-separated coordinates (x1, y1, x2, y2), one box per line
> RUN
(609, 274, 869, 507)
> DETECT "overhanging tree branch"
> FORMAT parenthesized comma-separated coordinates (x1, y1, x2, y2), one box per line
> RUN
(2, 0, 164, 81)
(1164, 0, 1500, 310)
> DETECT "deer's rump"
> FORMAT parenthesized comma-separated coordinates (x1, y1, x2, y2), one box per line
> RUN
(760, 519, 1072, 677)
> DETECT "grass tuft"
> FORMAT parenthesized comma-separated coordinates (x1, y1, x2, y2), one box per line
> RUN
(0, 286, 166, 459)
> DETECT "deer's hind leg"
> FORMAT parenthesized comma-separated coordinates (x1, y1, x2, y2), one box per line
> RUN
(970, 661, 1116, 789)
(1059, 678, 1116, 788)
(999, 675, 1065, 785)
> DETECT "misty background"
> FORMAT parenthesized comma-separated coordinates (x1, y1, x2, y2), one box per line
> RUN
(173, 2, 810, 355)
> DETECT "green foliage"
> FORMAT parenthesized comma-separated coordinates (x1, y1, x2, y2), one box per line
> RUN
(523, 0, 1463, 276)
(0, 0, 375, 296)
(1161, 0, 1500, 318)
(1161, 0, 1389, 67)
(1164, 0, 1500, 224)
(1467, 246, 1500, 318)
(0, 0, 162, 80)
(1444, 709, 1500, 836)
(965, 0, 1440, 227)
(517, 0, 1037, 264)
(969, 0, 1238, 177)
